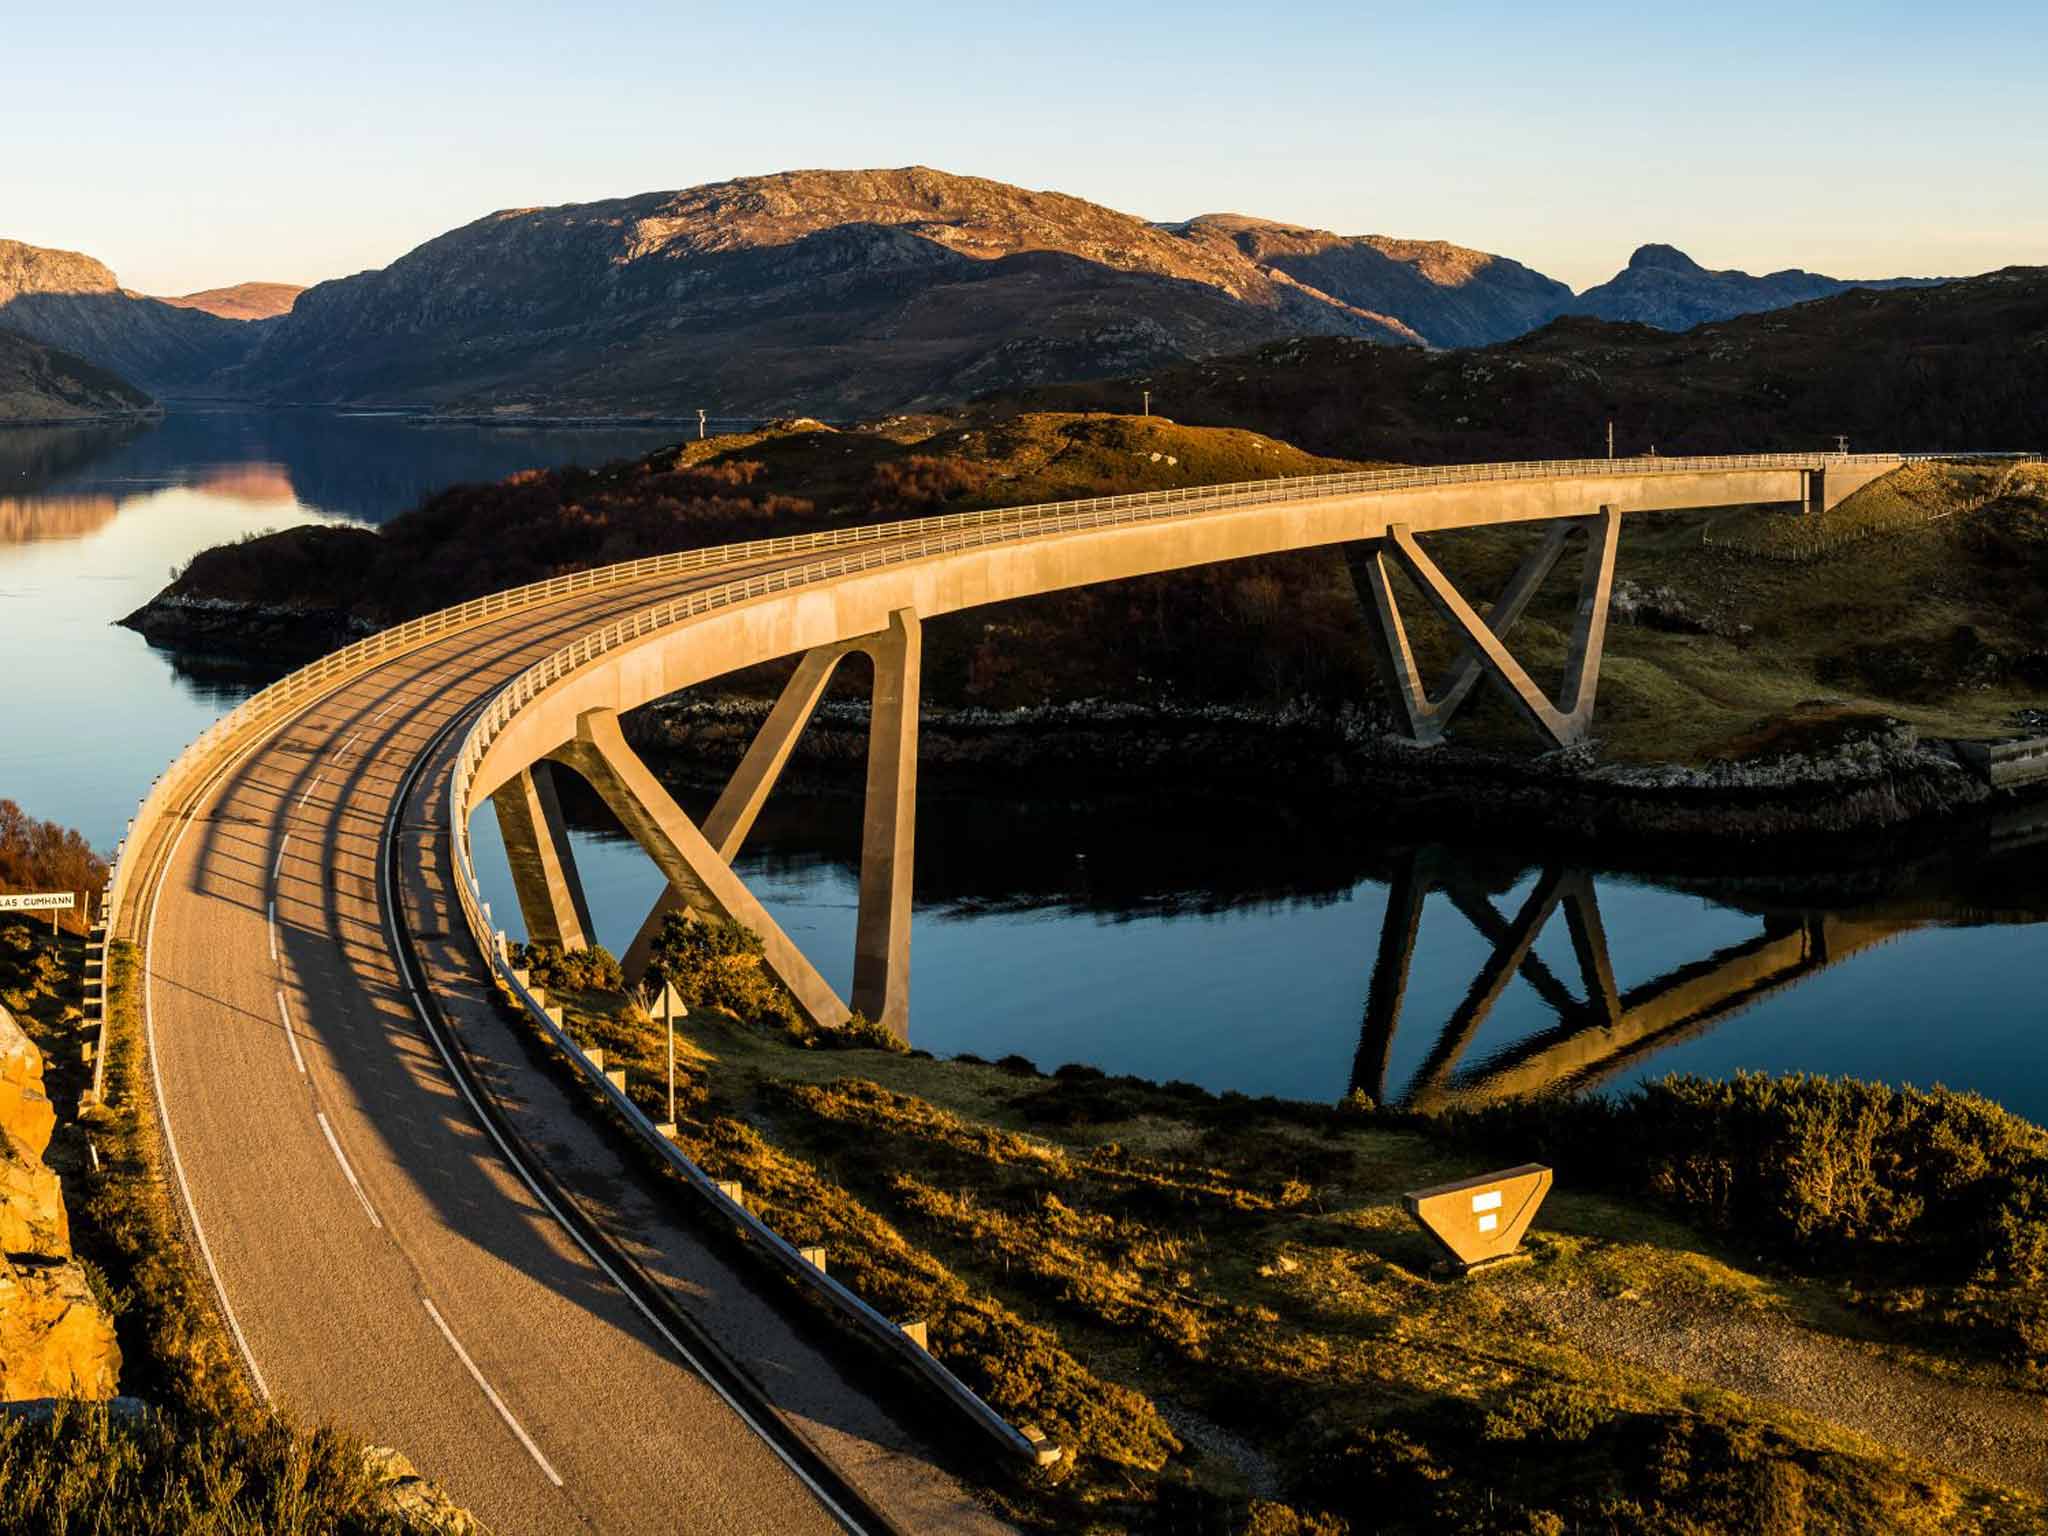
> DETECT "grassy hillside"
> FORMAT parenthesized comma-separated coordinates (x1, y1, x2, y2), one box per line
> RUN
(996, 267, 2048, 465)
(141, 411, 2048, 771)
(523, 938, 2048, 1535)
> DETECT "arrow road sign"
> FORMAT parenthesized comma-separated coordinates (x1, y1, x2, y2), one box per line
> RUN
(1403, 1163, 1552, 1276)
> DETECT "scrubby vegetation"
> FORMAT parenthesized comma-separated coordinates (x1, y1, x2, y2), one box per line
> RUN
(0, 1401, 413, 1535)
(526, 922, 2048, 1535)
(1435, 1073, 2048, 1374)
(0, 798, 108, 936)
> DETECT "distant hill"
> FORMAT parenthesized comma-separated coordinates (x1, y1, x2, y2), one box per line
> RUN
(8, 171, 1961, 416)
(226, 166, 1430, 418)
(1563, 244, 1943, 331)
(155, 281, 304, 321)
(995, 266, 2048, 462)
(0, 240, 257, 394)
(1173, 215, 1573, 347)
(0, 326, 155, 422)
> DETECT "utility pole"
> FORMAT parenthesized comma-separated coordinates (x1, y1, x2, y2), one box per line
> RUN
(1142, 389, 1151, 418)
(1606, 420, 1614, 460)
(1835, 434, 1848, 455)
(697, 408, 707, 441)
(664, 985, 677, 1128)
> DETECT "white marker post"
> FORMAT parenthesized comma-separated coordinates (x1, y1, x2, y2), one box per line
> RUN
(0, 890, 76, 937)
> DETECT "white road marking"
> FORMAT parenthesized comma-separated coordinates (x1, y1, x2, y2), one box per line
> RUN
(341, 730, 362, 756)
(271, 834, 291, 881)
(381, 718, 863, 1533)
(144, 764, 276, 1405)
(277, 990, 305, 1075)
(268, 901, 278, 962)
(316, 1111, 383, 1230)
(295, 770, 326, 811)
(421, 1296, 562, 1487)
(372, 700, 398, 724)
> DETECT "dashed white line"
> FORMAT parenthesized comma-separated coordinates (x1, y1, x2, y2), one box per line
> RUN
(267, 901, 278, 962)
(315, 1111, 383, 1230)
(421, 1296, 563, 1487)
(276, 990, 305, 1075)
(341, 730, 363, 756)
(295, 770, 326, 811)
(271, 834, 291, 882)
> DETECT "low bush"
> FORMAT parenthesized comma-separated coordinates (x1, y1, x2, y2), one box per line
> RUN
(1437, 1072, 2048, 1284)
(509, 940, 622, 995)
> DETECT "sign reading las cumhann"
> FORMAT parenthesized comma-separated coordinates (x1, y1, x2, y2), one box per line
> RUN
(1403, 1163, 1552, 1277)
(0, 892, 75, 913)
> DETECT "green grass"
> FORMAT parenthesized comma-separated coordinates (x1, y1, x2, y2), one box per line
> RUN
(537, 962, 2048, 1536)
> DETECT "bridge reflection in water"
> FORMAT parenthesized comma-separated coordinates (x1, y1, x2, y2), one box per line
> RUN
(1354, 810, 2048, 1112)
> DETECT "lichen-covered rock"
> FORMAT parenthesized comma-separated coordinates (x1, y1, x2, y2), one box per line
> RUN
(0, 1257, 119, 1399)
(0, 1003, 57, 1162)
(0, 1000, 118, 1401)
(363, 1445, 482, 1534)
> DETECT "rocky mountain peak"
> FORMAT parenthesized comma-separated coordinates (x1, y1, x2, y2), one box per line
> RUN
(0, 240, 121, 304)
(1625, 243, 1706, 275)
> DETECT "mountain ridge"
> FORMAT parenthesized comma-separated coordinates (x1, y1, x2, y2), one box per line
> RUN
(3, 169, 1964, 416)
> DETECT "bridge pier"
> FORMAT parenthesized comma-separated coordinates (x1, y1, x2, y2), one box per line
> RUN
(548, 707, 852, 1030)
(1353, 507, 1622, 749)
(851, 610, 921, 1035)
(489, 762, 594, 952)
(611, 608, 924, 1036)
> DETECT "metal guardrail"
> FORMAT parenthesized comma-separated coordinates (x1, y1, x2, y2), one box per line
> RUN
(491, 959, 1060, 1467)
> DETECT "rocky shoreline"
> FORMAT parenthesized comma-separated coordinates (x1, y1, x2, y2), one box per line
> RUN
(118, 592, 2040, 848)
(626, 692, 2025, 849)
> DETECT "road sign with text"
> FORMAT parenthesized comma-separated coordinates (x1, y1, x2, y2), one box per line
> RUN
(1403, 1164, 1552, 1275)
(0, 892, 75, 913)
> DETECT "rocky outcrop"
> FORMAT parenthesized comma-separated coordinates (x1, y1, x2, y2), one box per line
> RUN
(1563, 243, 1942, 332)
(0, 239, 257, 394)
(364, 1446, 484, 1534)
(0, 1002, 119, 1401)
(1175, 215, 1573, 347)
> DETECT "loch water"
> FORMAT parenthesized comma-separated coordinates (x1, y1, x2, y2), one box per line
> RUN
(5, 412, 2044, 1120)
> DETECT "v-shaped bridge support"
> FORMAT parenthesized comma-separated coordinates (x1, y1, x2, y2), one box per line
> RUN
(605, 609, 923, 1037)
(1354, 507, 1621, 748)
(1349, 855, 1621, 1110)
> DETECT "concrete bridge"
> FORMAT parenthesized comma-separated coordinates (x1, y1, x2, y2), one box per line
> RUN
(104, 448, 1923, 1532)
(454, 451, 1907, 1036)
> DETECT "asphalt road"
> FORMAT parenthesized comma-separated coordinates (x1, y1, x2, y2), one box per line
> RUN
(142, 557, 994, 1535)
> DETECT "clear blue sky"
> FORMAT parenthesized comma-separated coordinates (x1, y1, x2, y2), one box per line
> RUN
(12, 0, 2045, 296)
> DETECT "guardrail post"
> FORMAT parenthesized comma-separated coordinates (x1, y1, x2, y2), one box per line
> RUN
(715, 1179, 745, 1209)
(798, 1246, 827, 1273)
(901, 1320, 929, 1351)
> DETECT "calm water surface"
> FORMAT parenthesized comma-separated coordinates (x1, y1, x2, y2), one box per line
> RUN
(5, 412, 2043, 1120)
